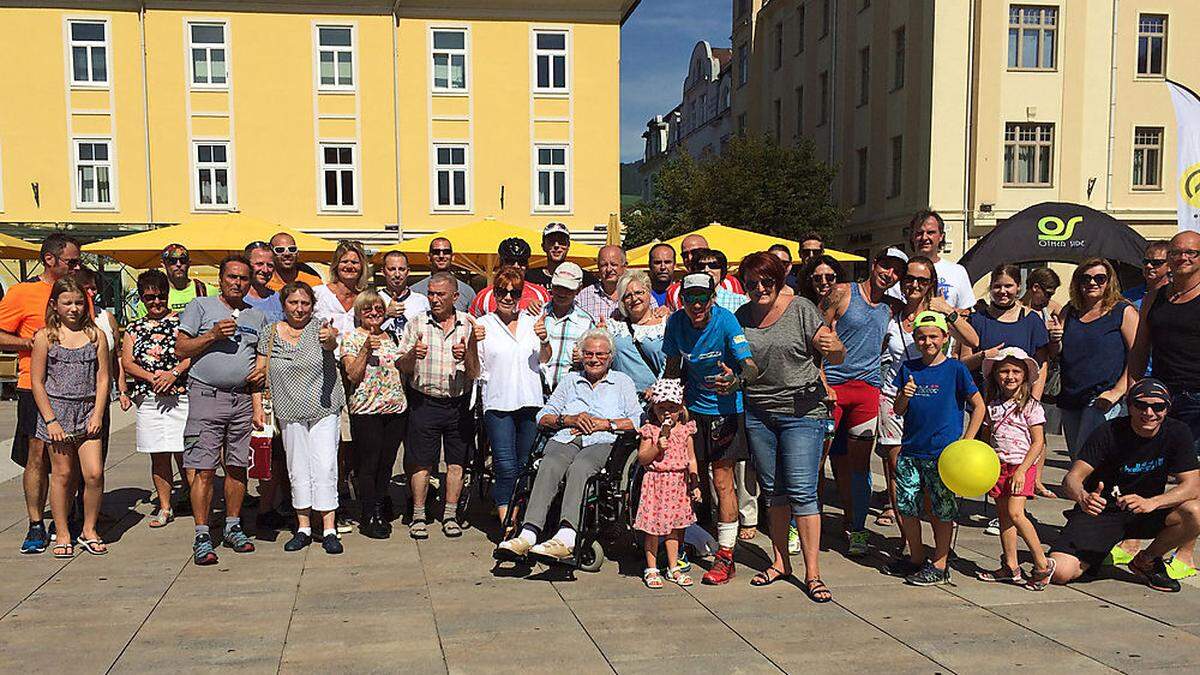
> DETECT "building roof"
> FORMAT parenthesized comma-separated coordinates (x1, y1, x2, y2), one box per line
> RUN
(711, 47, 733, 69)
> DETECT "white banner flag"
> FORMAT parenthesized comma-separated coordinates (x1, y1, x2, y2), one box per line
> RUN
(1168, 80, 1200, 232)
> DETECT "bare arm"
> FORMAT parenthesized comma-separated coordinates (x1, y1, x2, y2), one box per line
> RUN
(1031, 346, 1049, 401)
(1017, 423, 1045, 472)
(121, 333, 156, 383)
(1125, 297, 1155, 390)
(1099, 304, 1140, 406)
(812, 324, 846, 365)
(91, 337, 111, 419)
(963, 390, 985, 440)
(1062, 459, 1098, 507)
(637, 435, 661, 466)
(176, 327, 217, 360)
(0, 329, 31, 352)
(342, 342, 371, 386)
(663, 355, 683, 380)
(1143, 470, 1200, 511)
(30, 332, 56, 428)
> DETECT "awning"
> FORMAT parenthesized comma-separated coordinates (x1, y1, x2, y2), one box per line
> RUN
(374, 219, 600, 275)
(83, 215, 338, 268)
(959, 202, 1149, 282)
(624, 224, 864, 267)
(0, 232, 41, 260)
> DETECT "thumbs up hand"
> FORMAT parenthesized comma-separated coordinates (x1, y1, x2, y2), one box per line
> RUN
(452, 336, 467, 361)
(1082, 481, 1107, 516)
(814, 323, 839, 354)
(472, 320, 487, 342)
(902, 375, 917, 399)
(597, 313, 608, 330)
(413, 333, 429, 360)
(1047, 314, 1064, 343)
(534, 314, 548, 342)
(713, 362, 739, 395)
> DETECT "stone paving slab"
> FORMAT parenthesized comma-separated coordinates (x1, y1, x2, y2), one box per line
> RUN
(2, 408, 1200, 673)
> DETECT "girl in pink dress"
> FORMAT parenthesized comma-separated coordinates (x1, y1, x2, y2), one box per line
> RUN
(635, 379, 701, 589)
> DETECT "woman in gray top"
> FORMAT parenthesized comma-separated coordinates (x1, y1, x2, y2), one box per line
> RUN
(255, 282, 346, 555)
(736, 253, 845, 600)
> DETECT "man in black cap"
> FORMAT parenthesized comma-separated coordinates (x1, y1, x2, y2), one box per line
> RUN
(1050, 378, 1200, 592)
(524, 222, 596, 289)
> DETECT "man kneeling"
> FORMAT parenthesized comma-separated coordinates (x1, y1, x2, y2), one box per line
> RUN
(1051, 379, 1200, 592)
(497, 329, 641, 562)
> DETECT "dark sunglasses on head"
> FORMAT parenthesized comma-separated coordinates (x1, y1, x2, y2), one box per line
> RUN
(1131, 399, 1169, 413)
(1080, 273, 1109, 286)
(272, 245, 299, 255)
(430, 247, 453, 256)
(1143, 257, 1168, 267)
(495, 287, 522, 299)
(903, 274, 932, 286)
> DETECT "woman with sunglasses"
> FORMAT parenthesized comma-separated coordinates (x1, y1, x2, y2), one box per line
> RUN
(797, 255, 844, 307)
(877, 257, 978, 528)
(122, 270, 192, 527)
(1052, 259, 1138, 461)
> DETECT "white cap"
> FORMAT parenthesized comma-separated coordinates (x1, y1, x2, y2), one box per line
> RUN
(550, 261, 584, 290)
(878, 247, 909, 264)
(542, 222, 570, 237)
(681, 273, 715, 293)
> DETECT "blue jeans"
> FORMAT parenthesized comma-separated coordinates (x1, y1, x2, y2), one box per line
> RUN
(1061, 400, 1125, 461)
(744, 408, 825, 517)
(483, 407, 539, 507)
(1169, 389, 1200, 456)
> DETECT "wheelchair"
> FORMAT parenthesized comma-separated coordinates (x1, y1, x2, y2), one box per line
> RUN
(493, 428, 644, 573)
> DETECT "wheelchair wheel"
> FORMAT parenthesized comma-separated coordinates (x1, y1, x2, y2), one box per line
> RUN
(577, 539, 605, 573)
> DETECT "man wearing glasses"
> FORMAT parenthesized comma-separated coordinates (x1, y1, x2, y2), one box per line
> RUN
(1125, 241, 1172, 310)
(131, 244, 211, 318)
(798, 232, 825, 262)
(0, 233, 83, 554)
(575, 245, 654, 323)
(524, 222, 596, 289)
(665, 235, 744, 309)
(266, 232, 323, 291)
(411, 237, 476, 313)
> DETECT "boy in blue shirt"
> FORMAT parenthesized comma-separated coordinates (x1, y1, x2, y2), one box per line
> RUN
(890, 311, 985, 586)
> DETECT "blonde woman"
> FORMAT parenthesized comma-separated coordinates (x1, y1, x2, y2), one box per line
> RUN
(313, 239, 370, 345)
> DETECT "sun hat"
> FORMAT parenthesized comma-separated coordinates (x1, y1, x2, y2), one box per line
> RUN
(982, 346, 1039, 382)
(648, 378, 685, 405)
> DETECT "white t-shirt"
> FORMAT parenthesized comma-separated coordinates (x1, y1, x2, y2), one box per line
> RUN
(477, 312, 545, 412)
(881, 314, 922, 396)
(312, 284, 357, 354)
(887, 258, 976, 310)
(378, 288, 430, 339)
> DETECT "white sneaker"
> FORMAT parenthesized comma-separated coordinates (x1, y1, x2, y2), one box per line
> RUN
(984, 518, 1000, 536)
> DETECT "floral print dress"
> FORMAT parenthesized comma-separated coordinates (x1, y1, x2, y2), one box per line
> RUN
(126, 315, 187, 401)
(634, 420, 698, 536)
(341, 328, 408, 415)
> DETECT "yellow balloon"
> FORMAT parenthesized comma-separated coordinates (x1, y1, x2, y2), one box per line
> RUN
(938, 439, 1001, 498)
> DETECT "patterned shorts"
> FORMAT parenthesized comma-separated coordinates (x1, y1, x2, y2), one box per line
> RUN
(895, 455, 958, 522)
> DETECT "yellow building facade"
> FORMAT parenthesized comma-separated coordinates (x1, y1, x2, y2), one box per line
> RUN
(0, 0, 637, 245)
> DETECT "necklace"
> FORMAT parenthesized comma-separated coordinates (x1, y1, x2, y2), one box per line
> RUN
(1169, 276, 1200, 302)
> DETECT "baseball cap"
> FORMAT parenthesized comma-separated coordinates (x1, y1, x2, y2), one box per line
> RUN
(876, 247, 908, 265)
(681, 273, 716, 293)
(542, 222, 570, 238)
(911, 310, 948, 335)
(550, 262, 584, 290)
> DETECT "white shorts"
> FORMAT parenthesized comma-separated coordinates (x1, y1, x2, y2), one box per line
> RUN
(877, 390, 904, 448)
(135, 394, 188, 454)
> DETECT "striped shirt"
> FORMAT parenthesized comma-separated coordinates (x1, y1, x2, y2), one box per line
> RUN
(468, 282, 550, 317)
(541, 305, 595, 391)
(575, 281, 659, 323)
(398, 310, 475, 399)
(665, 276, 744, 310)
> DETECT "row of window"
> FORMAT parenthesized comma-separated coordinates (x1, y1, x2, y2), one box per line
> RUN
(62, 139, 573, 213)
(67, 20, 572, 94)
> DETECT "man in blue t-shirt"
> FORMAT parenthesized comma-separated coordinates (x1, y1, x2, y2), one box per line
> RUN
(663, 273, 759, 585)
(890, 311, 984, 587)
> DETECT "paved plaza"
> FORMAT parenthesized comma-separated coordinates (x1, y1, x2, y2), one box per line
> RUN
(2, 407, 1200, 674)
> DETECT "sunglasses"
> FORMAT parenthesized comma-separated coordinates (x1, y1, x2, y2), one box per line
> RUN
(246, 240, 270, 250)
(140, 292, 166, 302)
(743, 278, 777, 290)
(430, 247, 453, 256)
(272, 245, 299, 255)
(682, 292, 712, 304)
(902, 274, 932, 286)
(695, 261, 722, 271)
(1130, 399, 1169, 413)
(164, 256, 189, 266)
(1143, 257, 1168, 267)
(495, 287, 521, 299)
(1079, 273, 1109, 286)
(58, 257, 83, 269)
(361, 305, 385, 315)
(810, 273, 837, 283)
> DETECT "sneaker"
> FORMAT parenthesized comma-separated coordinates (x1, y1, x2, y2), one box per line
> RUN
(256, 509, 286, 532)
(886, 558, 923, 578)
(848, 530, 870, 557)
(984, 518, 1000, 536)
(1130, 553, 1182, 592)
(787, 525, 801, 555)
(283, 531, 312, 552)
(193, 533, 219, 566)
(335, 512, 355, 534)
(905, 561, 951, 587)
(1103, 544, 1135, 567)
(322, 533, 344, 555)
(702, 547, 736, 585)
(674, 550, 692, 574)
(20, 522, 48, 555)
(222, 524, 256, 553)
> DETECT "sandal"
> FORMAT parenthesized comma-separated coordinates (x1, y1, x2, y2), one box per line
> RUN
(643, 569, 664, 589)
(1025, 558, 1056, 591)
(442, 519, 463, 538)
(667, 569, 694, 587)
(1034, 484, 1057, 499)
(804, 577, 833, 603)
(52, 543, 74, 559)
(148, 509, 173, 528)
(410, 520, 429, 540)
(77, 538, 108, 556)
(750, 567, 793, 587)
(874, 507, 896, 527)
(738, 527, 758, 541)
(977, 563, 1023, 584)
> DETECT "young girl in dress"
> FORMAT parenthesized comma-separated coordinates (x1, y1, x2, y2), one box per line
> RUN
(635, 378, 701, 589)
(976, 347, 1055, 589)
(31, 277, 111, 558)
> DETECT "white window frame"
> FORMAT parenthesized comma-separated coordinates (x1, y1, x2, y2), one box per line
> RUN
(72, 137, 116, 210)
(1003, 122, 1055, 187)
(66, 18, 110, 88)
(430, 27, 469, 94)
(533, 144, 571, 214)
(1007, 5, 1058, 71)
(431, 143, 471, 212)
(1132, 126, 1164, 191)
(318, 142, 360, 213)
(187, 20, 230, 90)
(1136, 14, 1167, 78)
(315, 24, 356, 92)
(532, 29, 570, 94)
(191, 140, 235, 211)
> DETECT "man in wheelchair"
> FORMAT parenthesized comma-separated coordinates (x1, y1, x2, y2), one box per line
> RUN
(497, 329, 642, 562)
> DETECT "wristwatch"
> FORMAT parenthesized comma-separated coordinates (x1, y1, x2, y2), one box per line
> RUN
(556, 413, 564, 429)
(945, 311, 959, 324)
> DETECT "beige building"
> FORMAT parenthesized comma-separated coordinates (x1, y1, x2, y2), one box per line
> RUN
(731, 0, 1196, 262)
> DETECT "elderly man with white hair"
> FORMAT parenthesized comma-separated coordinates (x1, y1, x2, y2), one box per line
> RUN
(496, 328, 642, 562)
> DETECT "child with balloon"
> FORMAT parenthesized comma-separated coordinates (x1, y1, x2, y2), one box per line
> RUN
(889, 311, 985, 586)
(976, 347, 1056, 589)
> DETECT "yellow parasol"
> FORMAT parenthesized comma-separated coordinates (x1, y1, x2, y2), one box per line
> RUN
(83, 215, 338, 268)
(0, 232, 42, 260)
(375, 219, 600, 277)
(605, 213, 622, 247)
(625, 223, 864, 267)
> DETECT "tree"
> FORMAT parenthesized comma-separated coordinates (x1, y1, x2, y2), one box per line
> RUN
(624, 134, 848, 248)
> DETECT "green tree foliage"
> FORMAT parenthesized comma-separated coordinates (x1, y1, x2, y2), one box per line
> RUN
(625, 134, 848, 248)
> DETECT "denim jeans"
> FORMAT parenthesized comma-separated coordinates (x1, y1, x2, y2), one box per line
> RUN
(1169, 389, 1200, 456)
(1061, 400, 1125, 461)
(483, 407, 539, 507)
(744, 408, 825, 517)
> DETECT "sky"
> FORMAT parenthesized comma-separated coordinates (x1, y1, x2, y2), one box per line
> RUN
(620, 0, 729, 163)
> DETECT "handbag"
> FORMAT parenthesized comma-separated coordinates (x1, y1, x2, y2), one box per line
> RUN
(249, 323, 277, 481)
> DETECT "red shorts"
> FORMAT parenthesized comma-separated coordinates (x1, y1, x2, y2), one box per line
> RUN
(988, 462, 1037, 499)
(829, 381, 880, 456)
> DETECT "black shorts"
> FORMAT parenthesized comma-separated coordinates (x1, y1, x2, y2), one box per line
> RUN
(692, 412, 748, 465)
(10, 389, 38, 467)
(1051, 507, 1170, 569)
(404, 392, 472, 469)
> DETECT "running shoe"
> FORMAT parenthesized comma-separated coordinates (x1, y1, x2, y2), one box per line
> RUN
(193, 533, 219, 566)
(1130, 554, 1181, 592)
(848, 530, 869, 557)
(1103, 544, 1135, 566)
(20, 522, 48, 555)
(1166, 556, 1198, 580)
(702, 547, 736, 585)
(905, 562, 951, 587)
(787, 525, 800, 555)
(223, 524, 256, 553)
(984, 518, 1000, 536)
(886, 557, 923, 578)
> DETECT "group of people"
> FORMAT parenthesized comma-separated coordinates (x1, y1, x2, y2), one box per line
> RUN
(4, 213, 1200, 600)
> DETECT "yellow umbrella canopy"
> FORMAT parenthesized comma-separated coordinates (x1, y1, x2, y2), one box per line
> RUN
(626, 224, 864, 267)
(376, 219, 600, 274)
(0, 232, 41, 260)
(83, 215, 338, 268)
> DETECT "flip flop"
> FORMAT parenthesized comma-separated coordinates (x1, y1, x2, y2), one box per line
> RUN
(52, 543, 74, 559)
(874, 507, 896, 527)
(750, 567, 792, 587)
(77, 538, 108, 556)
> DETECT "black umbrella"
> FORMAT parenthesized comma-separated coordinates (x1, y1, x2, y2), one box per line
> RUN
(959, 202, 1149, 282)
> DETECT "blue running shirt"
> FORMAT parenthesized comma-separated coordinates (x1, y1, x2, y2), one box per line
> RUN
(663, 306, 753, 415)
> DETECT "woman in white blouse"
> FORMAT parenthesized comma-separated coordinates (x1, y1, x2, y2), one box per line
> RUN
(313, 240, 370, 346)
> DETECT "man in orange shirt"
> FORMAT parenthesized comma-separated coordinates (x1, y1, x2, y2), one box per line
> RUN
(0, 233, 82, 554)
(267, 232, 323, 291)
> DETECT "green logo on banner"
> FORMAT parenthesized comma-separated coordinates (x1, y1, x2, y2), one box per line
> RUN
(1037, 215, 1081, 241)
